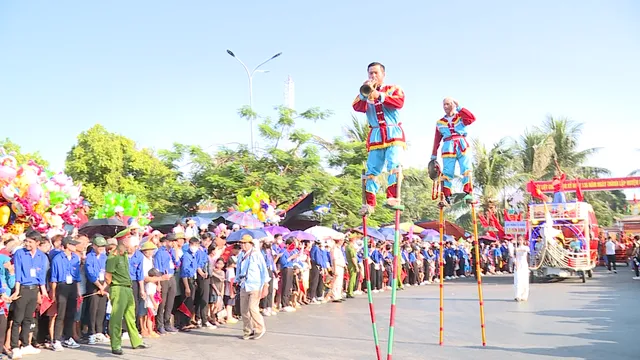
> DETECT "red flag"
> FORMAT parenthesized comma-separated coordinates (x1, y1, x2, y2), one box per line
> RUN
(39, 295, 53, 316)
(575, 179, 584, 202)
(527, 181, 548, 201)
(177, 301, 192, 318)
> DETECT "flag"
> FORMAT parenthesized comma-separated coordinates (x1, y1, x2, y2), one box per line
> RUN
(177, 301, 192, 318)
(527, 181, 548, 201)
(314, 203, 331, 214)
(575, 179, 584, 202)
(39, 295, 54, 316)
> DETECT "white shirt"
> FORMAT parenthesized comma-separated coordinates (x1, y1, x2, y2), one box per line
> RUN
(142, 256, 153, 280)
(145, 282, 157, 308)
(508, 242, 515, 257)
(331, 247, 346, 268)
(605, 240, 616, 255)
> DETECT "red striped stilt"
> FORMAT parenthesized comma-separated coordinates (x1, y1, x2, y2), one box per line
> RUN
(361, 169, 382, 360)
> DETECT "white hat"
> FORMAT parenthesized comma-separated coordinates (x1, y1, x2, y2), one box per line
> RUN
(115, 206, 124, 213)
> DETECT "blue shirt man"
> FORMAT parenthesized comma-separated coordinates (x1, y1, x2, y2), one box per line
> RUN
(10, 230, 49, 354)
(50, 237, 82, 347)
(236, 235, 270, 339)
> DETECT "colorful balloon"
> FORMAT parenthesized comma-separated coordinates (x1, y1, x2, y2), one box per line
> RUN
(0, 205, 9, 227)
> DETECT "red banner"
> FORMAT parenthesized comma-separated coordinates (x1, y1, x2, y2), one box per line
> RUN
(530, 177, 640, 193)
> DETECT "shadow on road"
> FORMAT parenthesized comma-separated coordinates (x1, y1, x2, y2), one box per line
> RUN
(466, 269, 640, 359)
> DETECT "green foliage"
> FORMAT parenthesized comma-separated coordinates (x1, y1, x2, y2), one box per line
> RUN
(64, 125, 201, 215)
(0, 138, 49, 168)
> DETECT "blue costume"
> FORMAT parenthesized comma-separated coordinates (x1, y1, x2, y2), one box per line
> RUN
(431, 104, 476, 199)
(353, 84, 405, 209)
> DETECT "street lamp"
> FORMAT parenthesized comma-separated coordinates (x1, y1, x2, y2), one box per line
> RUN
(226, 49, 283, 152)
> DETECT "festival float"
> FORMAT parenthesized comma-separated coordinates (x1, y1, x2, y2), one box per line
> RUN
(527, 201, 599, 283)
(0, 148, 85, 237)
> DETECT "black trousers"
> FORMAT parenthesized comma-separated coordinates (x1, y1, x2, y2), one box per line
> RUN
(308, 264, 323, 300)
(176, 279, 195, 328)
(606, 255, 617, 271)
(10, 286, 39, 349)
(280, 267, 293, 307)
(86, 282, 107, 335)
(0, 314, 7, 350)
(368, 263, 379, 290)
(157, 278, 176, 329)
(130, 281, 142, 332)
(445, 257, 455, 277)
(195, 275, 210, 323)
(260, 269, 275, 308)
(54, 283, 78, 341)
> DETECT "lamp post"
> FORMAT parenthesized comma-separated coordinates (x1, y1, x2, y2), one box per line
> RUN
(226, 49, 282, 152)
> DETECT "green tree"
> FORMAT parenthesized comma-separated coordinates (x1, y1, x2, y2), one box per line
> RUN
(0, 138, 49, 168)
(65, 124, 200, 214)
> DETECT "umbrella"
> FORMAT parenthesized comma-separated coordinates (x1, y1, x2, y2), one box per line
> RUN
(264, 226, 290, 236)
(353, 226, 386, 242)
(479, 235, 498, 242)
(226, 228, 270, 243)
(223, 211, 264, 229)
(284, 230, 316, 241)
(383, 222, 425, 233)
(183, 216, 212, 227)
(378, 227, 404, 241)
(421, 229, 439, 237)
(416, 220, 466, 239)
(78, 218, 127, 238)
(304, 226, 342, 240)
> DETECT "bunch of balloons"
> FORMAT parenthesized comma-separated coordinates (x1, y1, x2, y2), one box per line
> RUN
(236, 189, 281, 224)
(93, 191, 152, 226)
(0, 148, 84, 236)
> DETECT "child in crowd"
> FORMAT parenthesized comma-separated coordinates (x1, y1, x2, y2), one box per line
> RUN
(223, 257, 237, 324)
(142, 268, 162, 338)
(209, 257, 225, 326)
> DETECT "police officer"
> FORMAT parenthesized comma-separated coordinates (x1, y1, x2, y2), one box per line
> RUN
(10, 230, 49, 358)
(105, 237, 149, 355)
(50, 237, 82, 351)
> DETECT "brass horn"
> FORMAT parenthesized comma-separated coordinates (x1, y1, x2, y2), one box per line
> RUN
(360, 82, 377, 97)
(360, 84, 373, 97)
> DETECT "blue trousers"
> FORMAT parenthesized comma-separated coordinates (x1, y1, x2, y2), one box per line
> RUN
(442, 138, 472, 196)
(365, 146, 402, 203)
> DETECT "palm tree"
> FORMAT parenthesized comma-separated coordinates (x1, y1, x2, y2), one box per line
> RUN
(344, 114, 369, 142)
(542, 116, 607, 178)
(452, 138, 520, 228)
(516, 128, 555, 180)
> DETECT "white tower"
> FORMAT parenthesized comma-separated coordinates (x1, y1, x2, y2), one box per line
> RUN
(284, 75, 295, 110)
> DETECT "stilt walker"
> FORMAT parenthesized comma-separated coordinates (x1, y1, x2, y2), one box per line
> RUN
(430, 97, 487, 346)
(352, 61, 405, 360)
(361, 170, 382, 360)
(386, 166, 403, 360)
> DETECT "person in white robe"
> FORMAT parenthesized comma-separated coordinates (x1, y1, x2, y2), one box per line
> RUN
(514, 238, 530, 301)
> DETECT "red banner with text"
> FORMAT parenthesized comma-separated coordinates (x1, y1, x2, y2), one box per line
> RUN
(530, 177, 640, 193)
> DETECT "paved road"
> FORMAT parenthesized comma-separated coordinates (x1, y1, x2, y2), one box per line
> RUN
(33, 267, 640, 360)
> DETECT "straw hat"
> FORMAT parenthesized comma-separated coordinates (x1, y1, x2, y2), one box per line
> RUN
(140, 241, 157, 252)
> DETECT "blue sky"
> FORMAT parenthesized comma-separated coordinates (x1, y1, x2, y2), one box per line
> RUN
(1, 1, 639, 198)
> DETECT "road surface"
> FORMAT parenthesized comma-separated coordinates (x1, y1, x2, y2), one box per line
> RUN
(35, 268, 640, 359)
